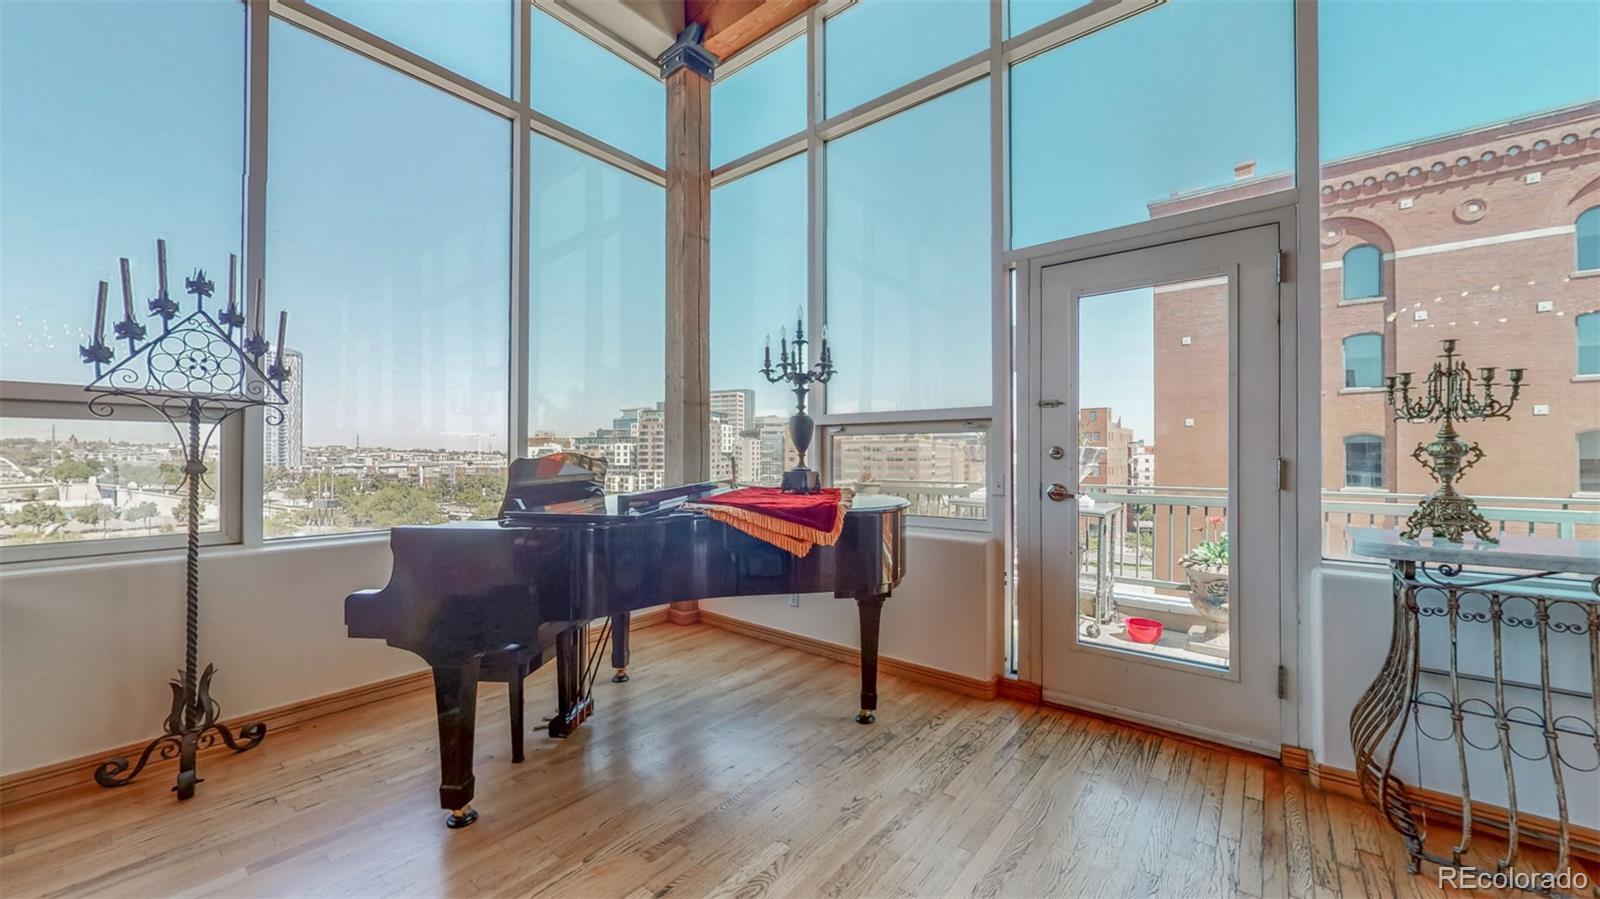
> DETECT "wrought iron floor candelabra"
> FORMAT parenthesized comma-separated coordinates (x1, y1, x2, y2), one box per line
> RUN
(79, 240, 291, 799)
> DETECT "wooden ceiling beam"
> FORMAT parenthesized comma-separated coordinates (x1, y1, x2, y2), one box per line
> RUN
(686, 0, 817, 61)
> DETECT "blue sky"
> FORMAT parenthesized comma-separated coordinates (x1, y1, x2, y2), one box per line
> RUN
(3, 0, 1597, 448)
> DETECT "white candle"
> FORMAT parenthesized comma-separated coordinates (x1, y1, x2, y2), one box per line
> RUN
(94, 281, 108, 343)
(274, 310, 287, 369)
(226, 254, 238, 316)
(119, 257, 135, 321)
(156, 239, 168, 297)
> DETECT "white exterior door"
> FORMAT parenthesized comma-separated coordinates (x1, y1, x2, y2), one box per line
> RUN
(1033, 225, 1283, 753)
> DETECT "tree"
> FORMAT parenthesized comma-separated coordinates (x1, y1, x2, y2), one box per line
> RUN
(50, 457, 103, 482)
(172, 487, 214, 527)
(73, 504, 107, 526)
(123, 501, 159, 530)
(11, 502, 66, 533)
(346, 483, 445, 528)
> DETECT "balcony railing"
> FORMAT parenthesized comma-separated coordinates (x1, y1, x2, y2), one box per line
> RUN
(1075, 485, 1600, 588)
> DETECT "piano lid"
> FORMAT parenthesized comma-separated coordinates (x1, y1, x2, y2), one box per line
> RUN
(498, 453, 608, 517)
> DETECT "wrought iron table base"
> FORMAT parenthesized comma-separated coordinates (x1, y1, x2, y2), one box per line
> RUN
(1350, 557, 1599, 897)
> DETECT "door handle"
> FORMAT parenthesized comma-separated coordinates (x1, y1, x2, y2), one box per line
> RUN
(1046, 483, 1073, 502)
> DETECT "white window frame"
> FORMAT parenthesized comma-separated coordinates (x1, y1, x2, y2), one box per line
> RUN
(823, 418, 994, 531)
(0, 382, 244, 564)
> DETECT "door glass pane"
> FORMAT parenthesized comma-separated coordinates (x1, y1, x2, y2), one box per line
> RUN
(1, 415, 221, 547)
(1075, 276, 1230, 669)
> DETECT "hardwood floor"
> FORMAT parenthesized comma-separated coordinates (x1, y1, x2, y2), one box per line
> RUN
(1, 624, 1592, 898)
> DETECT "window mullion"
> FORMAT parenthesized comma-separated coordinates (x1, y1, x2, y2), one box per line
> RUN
(510, 0, 531, 462)
(240, 0, 272, 548)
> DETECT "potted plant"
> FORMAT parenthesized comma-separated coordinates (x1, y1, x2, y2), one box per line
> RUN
(1178, 516, 1229, 658)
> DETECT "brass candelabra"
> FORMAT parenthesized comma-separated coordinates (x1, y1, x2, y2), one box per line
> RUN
(1384, 338, 1523, 544)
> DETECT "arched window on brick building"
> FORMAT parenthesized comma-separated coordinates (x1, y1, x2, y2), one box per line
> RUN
(1579, 312, 1600, 376)
(1579, 431, 1600, 494)
(1342, 244, 1382, 301)
(1342, 333, 1383, 388)
(1343, 435, 1384, 489)
(1577, 206, 1600, 272)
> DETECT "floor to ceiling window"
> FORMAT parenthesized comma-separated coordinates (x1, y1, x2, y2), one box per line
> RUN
(0, 0, 244, 554)
(264, 20, 512, 537)
(709, 154, 807, 486)
(1010, 0, 1295, 249)
(1318, 0, 1600, 558)
(529, 136, 665, 493)
(308, 0, 512, 94)
(823, 0, 986, 115)
(826, 81, 992, 415)
(711, 36, 807, 167)
(531, 8, 664, 167)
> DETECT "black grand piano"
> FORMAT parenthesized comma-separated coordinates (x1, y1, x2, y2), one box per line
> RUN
(346, 453, 908, 827)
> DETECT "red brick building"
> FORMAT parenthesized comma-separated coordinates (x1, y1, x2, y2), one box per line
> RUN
(1150, 102, 1600, 550)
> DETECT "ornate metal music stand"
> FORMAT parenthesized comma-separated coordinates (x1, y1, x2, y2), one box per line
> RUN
(78, 241, 290, 799)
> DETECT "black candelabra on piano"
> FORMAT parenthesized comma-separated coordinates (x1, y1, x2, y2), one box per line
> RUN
(760, 309, 835, 494)
(79, 239, 291, 799)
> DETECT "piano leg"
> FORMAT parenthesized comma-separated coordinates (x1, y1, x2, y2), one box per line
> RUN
(508, 659, 525, 764)
(855, 593, 889, 724)
(548, 626, 594, 738)
(611, 612, 631, 683)
(432, 657, 482, 828)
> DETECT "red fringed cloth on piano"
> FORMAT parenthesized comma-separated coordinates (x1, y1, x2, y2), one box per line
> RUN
(683, 487, 855, 558)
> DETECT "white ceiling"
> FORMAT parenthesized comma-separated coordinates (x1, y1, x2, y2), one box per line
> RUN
(551, 0, 684, 65)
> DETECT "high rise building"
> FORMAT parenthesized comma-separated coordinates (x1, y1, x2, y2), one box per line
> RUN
(1131, 442, 1156, 488)
(1077, 407, 1132, 487)
(264, 347, 303, 469)
(709, 389, 752, 434)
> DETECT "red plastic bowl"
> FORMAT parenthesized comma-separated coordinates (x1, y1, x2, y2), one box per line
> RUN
(1124, 617, 1164, 644)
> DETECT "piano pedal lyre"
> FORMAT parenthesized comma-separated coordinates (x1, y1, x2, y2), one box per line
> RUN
(447, 805, 478, 828)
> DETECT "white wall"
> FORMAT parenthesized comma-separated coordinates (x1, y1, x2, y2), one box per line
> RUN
(6, 524, 1591, 838)
(1, 529, 1003, 777)
(702, 530, 1004, 683)
(0, 537, 420, 776)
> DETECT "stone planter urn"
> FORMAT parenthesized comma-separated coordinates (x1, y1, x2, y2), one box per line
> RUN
(1178, 535, 1229, 661)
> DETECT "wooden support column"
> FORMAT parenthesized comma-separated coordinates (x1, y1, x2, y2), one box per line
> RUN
(662, 25, 715, 626)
